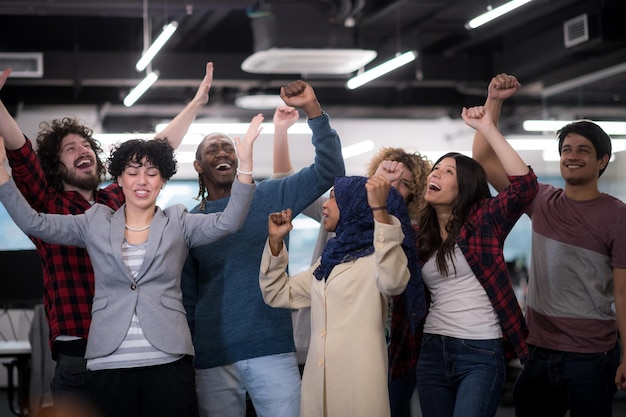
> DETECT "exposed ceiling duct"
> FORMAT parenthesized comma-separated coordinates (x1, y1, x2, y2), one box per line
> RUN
(0, 53, 43, 78)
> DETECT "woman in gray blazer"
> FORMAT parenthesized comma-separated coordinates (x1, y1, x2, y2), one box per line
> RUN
(0, 113, 262, 417)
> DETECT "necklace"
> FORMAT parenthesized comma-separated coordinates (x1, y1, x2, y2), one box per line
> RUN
(125, 223, 150, 232)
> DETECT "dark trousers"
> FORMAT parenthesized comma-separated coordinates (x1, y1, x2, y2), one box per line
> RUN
(389, 366, 416, 417)
(88, 355, 199, 417)
(50, 339, 98, 417)
(513, 343, 620, 417)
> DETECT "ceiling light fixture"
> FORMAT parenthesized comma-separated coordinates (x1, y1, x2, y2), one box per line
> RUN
(123, 71, 159, 107)
(466, 0, 535, 29)
(135, 21, 178, 72)
(346, 50, 417, 90)
(523, 120, 626, 136)
(241, 48, 377, 75)
(234, 94, 285, 110)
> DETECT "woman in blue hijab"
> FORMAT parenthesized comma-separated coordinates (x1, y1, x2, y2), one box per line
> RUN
(259, 174, 423, 417)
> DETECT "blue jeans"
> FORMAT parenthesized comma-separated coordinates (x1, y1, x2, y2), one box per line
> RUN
(195, 352, 301, 417)
(513, 343, 620, 417)
(389, 366, 416, 417)
(415, 334, 505, 417)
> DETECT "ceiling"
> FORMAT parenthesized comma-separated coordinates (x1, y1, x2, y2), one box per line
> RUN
(0, 0, 625, 177)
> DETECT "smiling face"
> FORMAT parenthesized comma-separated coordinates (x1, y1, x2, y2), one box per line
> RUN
(322, 188, 340, 232)
(560, 133, 608, 186)
(119, 157, 165, 210)
(424, 157, 459, 208)
(58, 133, 101, 191)
(194, 135, 238, 188)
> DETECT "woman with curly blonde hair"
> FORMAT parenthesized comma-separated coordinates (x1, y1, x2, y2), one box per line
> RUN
(366, 147, 432, 221)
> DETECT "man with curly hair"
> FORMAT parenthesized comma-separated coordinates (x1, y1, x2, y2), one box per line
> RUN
(0, 62, 215, 414)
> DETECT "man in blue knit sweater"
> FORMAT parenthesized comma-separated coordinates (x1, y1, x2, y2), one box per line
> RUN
(182, 79, 345, 417)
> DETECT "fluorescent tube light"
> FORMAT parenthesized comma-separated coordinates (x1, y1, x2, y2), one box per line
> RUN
(341, 140, 375, 159)
(123, 71, 159, 107)
(523, 120, 626, 136)
(541, 62, 626, 98)
(466, 0, 534, 29)
(135, 21, 178, 72)
(346, 50, 417, 90)
(235, 94, 285, 110)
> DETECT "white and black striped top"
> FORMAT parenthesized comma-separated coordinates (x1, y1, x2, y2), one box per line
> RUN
(87, 240, 182, 370)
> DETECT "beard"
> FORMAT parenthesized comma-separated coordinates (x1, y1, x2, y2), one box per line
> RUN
(60, 166, 101, 191)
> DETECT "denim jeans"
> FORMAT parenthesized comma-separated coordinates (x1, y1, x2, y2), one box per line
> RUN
(513, 343, 620, 417)
(195, 352, 301, 417)
(415, 334, 506, 417)
(389, 366, 416, 417)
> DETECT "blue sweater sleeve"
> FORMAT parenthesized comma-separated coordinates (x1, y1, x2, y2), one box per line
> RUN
(274, 113, 345, 216)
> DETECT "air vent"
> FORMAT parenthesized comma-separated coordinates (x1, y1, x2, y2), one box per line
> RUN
(0, 52, 43, 78)
(241, 48, 377, 75)
(563, 14, 589, 48)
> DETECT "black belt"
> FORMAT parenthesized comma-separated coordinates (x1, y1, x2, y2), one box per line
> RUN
(55, 339, 87, 357)
(56, 353, 87, 369)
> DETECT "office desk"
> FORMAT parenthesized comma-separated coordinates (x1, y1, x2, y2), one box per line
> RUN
(0, 341, 31, 416)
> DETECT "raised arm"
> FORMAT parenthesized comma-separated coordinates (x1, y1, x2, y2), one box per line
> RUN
(471, 73, 521, 192)
(233, 113, 263, 185)
(0, 136, 10, 183)
(154, 62, 214, 149)
(272, 105, 299, 177)
(0, 136, 84, 245)
(273, 79, 344, 216)
(366, 174, 392, 225)
(0, 69, 28, 150)
(462, 105, 528, 177)
(267, 208, 293, 256)
(280, 80, 324, 120)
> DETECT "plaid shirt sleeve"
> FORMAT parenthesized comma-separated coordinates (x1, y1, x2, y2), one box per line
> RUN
(460, 169, 538, 363)
(6, 138, 53, 211)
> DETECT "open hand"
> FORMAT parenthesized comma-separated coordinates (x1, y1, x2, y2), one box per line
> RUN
(234, 113, 264, 176)
(191, 62, 213, 107)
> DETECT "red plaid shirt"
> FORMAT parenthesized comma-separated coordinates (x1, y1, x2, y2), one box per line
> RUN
(389, 169, 538, 380)
(6, 139, 124, 358)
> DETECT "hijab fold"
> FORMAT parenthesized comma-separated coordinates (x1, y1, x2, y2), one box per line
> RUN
(313, 176, 420, 293)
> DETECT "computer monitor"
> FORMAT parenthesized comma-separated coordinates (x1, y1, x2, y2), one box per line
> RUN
(0, 250, 44, 308)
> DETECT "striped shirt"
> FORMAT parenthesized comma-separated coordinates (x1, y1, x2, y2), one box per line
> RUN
(87, 240, 181, 370)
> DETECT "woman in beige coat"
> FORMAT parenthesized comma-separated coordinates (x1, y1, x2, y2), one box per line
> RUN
(259, 175, 423, 417)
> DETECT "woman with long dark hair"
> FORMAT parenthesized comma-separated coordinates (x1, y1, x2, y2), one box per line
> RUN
(390, 105, 538, 417)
